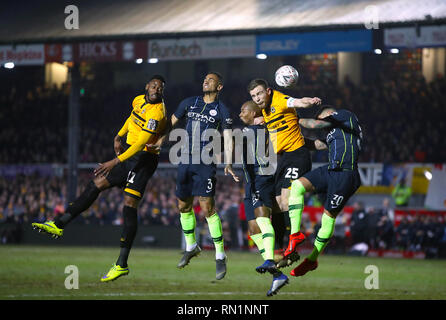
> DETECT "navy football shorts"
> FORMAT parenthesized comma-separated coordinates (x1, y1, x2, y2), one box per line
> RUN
(175, 163, 217, 199)
(303, 164, 361, 214)
(243, 175, 275, 221)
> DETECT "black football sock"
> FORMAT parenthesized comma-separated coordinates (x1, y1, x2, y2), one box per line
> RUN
(54, 181, 101, 228)
(116, 206, 138, 268)
(272, 211, 286, 249)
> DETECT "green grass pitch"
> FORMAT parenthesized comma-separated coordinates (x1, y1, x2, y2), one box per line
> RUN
(1, 245, 445, 300)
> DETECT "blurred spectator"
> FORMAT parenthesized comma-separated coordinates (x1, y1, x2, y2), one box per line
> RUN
(392, 178, 412, 207)
(376, 215, 394, 249)
(365, 207, 382, 249)
(395, 217, 412, 250)
(350, 202, 368, 244)
(379, 197, 394, 222)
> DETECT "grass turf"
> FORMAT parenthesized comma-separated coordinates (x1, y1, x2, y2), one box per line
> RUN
(1, 245, 445, 300)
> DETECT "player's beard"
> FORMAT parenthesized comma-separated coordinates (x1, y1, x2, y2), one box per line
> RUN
(145, 90, 162, 104)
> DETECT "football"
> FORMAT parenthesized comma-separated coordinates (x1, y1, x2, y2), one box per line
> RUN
(275, 65, 299, 88)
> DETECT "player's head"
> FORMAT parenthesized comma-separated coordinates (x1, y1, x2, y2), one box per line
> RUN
(203, 71, 224, 94)
(315, 104, 336, 119)
(239, 100, 262, 125)
(247, 79, 272, 110)
(145, 75, 165, 103)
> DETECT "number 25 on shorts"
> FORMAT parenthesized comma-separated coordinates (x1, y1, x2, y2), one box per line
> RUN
(285, 168, 299, 180)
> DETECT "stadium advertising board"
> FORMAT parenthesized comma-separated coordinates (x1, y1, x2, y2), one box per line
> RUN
(42, 41, 148, 63)
(256, 29, 372, 56)
(384, 25, 446, 48)
(71, 41, 148, 62)
(0, 44, 44, 65)
(148, 35, 256, 60)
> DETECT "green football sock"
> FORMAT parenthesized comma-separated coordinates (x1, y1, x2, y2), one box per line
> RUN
(288, 180, 306, 234)
(308, 213, 336, 261)
(250, 233, 266, 260)
(256, 217, 275, 260)
(180, 210, 196, 251)
(206, 213, 225, 258)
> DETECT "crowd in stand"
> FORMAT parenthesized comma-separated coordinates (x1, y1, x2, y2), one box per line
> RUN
(348, 200, 446, 257)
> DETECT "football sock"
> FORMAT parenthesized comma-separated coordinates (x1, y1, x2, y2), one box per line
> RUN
(250, 233, 266, 260)
(308, 213, 336, 262)
(288, 180, 306, 234)
(256, 217, 275, 261)
(206, 213, 225, 259)
(271, 211, 285, 249)
(54, 181, 101, 228)
(116, 206, 138, 268)
(180, 210, 197, 251)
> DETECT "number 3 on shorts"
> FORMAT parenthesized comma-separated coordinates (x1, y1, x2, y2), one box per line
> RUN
(285, 167, 299, 180)
(206, 178, 213, 193)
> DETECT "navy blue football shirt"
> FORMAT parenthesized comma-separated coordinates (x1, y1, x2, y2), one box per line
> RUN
(174, 96, 232, 162)
(323, 109, 363, 170)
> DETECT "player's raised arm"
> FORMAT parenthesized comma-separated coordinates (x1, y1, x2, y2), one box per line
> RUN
(290, 97, 322, 108)
(299, 106, 337, 129)
(299, 118, 332, 129)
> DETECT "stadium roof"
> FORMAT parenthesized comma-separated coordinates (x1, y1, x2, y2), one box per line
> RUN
(2, 0, 446, 44)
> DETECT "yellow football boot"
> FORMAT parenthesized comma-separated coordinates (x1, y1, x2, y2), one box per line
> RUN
(31, 221, 63, 238)
(100, 264, 129, 282)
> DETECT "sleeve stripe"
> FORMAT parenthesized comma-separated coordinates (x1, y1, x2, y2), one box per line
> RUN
(142, 128, 156, 134)
(132, 111, 146, 122)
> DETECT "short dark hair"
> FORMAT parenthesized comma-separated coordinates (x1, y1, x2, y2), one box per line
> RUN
(315, 104, 335, 117)
(247, 79, 269, 92)
(207, 71, 224, 85)
(150, 74, 166, 84)
(242, 100, 262, 117)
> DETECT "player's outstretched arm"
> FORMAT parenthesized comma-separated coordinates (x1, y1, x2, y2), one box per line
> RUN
(291, 97, 322, 108)
(299, 118, 331, 129)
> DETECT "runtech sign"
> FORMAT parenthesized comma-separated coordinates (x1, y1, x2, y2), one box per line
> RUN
(148, 35, 255, 61)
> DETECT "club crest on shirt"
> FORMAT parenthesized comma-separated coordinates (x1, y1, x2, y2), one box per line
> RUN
(271, 107, 275, 113)
(209, 109, 217, 116)
(147, 119, 159, 131)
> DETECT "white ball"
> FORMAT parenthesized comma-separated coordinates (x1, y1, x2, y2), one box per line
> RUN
(275, 65, 299, 88)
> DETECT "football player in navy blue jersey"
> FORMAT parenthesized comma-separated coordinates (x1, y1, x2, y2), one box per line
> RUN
(155, 72, 238, 280)
(287, 105, 363, 277)
(239, 100, 290, 296)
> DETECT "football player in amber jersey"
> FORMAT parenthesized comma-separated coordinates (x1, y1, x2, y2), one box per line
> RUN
(32, 75, 168, 282)
(248, 78, 321, 268)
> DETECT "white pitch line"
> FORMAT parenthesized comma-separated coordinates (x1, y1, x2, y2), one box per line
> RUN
(1, 291, 402, 299)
